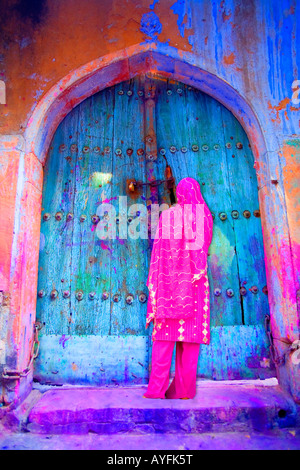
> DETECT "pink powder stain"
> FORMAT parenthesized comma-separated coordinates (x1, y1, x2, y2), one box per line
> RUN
(100, 241, 113, 254)
(101, 196, 118, 204)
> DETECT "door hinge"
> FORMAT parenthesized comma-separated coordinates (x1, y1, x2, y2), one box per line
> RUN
(1, 322, 42, 381)
(264, 314, 299, 366)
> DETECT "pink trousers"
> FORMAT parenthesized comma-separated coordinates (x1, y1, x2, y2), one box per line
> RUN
(144, 340, 200, 399)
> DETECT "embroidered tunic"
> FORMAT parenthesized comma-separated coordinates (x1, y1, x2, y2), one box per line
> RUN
(145, 177, 213, 345)
(150, 272, 210, 344)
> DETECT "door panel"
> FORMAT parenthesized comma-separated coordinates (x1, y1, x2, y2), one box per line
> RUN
(221, 105, 269, 326)
(35, 79, 150, 385)
(154, 78, 274, 379)
(35, 76, 274, 385)
(110, 78, 149, 336)
(70, 89, 115, 336)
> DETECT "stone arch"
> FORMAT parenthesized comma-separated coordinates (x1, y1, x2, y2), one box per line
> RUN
(9, 43, 297, 403)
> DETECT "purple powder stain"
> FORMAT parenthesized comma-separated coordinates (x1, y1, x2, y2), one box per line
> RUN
(97, 196, 118, 205)
(59, 335, 70, 349)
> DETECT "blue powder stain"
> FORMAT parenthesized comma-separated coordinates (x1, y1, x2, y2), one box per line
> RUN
(150, 0, 159, 10)
(140, 12, 162, 40)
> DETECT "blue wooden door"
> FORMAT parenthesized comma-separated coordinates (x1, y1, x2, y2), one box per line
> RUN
(34, 76, 274, 386)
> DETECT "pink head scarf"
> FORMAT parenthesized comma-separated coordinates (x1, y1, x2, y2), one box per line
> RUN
(146, 177, 213, 326)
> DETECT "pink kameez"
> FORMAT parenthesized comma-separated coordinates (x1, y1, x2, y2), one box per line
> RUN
(144, 177, 213, 399)
(145, 177, 213, 344)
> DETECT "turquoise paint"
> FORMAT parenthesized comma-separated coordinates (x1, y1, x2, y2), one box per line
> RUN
(33, 325, 274, 385)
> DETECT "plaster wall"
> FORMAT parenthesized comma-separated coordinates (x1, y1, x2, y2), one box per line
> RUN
(0, 0, 299, 405)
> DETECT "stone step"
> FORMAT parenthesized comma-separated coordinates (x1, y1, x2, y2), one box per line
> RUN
(22, 378, 299, 435)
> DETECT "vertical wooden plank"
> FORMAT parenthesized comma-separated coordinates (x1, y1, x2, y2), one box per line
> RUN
(70, 88, 115, 335)
(155, 78, 190, 205)
(36, 111, 78, 335)
(221, 106, 269, 325)
(110, 77, 149, 336)
(144, 76, 160, 241)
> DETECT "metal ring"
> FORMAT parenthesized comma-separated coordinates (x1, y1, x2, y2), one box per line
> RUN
(76, 291, 84, 301)
(125, 294, 134, 305)
(240, 287, 247, 296)
(91, 215, 100, 224)
(139, 293, 147, 303)
(50, 289, 58, 299)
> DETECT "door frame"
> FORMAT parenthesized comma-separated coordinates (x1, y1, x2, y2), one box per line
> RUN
(5, 43, 299, 404)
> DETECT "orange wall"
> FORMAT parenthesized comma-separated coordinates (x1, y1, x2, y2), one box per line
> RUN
(0, 0, 298, 137)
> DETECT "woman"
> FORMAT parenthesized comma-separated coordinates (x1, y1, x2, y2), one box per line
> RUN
(144, 177, 213, 399)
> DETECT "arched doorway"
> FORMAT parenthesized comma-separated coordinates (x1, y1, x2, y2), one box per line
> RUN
(33, 75, 275, 385)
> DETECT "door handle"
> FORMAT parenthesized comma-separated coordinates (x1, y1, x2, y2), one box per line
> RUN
(128, 175, 175, 192)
